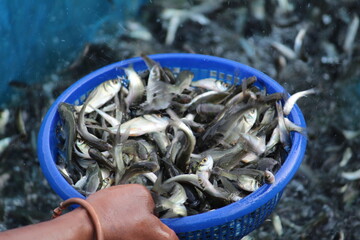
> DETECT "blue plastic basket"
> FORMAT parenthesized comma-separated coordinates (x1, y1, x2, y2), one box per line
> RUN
(38, 53, 307, 239)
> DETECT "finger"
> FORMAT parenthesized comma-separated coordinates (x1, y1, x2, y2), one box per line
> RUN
(148, 215, 179, 240)
(160, 223, 179, 240)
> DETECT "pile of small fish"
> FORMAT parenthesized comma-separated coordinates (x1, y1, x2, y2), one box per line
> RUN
(56, 55, 313, 218)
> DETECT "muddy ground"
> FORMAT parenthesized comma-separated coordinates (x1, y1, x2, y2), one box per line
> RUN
(0, 1, 359, 239)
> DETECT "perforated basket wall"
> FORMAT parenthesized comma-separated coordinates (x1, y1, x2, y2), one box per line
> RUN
(177, 191, 283, 240)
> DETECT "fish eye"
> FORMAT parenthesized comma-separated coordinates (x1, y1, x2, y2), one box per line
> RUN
(215, 80, 222, 85)
(198, 178, 204, 186)
(216, 80, 229, 89)
(264, 170, 275, 184)
(201, 157, 208, 164)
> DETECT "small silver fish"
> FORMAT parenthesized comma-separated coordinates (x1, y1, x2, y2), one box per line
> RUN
(109, 114, 170, 136)
(197, 172, 231, 200)
(196, 155, 214, 175)
(145, 65, 173, 110)
(271, 41, 297, 60)
(284, 118, 306, 134)
(191, 78, 229, 92)
(283, 88, 317, 116)
(0, 136, 13, 155)
(77, 91, 112, 151)
(265, 126, 280, 155)
(74, 139, 91, 159)
(75, 78, 122, 113)
(343, 14, 359, 54)
(164, 174, 202, 189)
(294, 27, 307, 58)
(276, 102, 291, 152)
(175, 70, 194, 93)
(341, 168, 360, 181)
(239, 133, 266, 156)
(124, 65, 145, 108)
(272, 214, 283, 237)
(0, 109, 9, 135)
(58, 103, 77, 176)
(224, 108, 257, 144)
(119, 162, 160, 184)
(167, 109, 196, 172)
(76, 162, 101, 196)
(236, 175, 260, 192)
(89, 105, 119, 127)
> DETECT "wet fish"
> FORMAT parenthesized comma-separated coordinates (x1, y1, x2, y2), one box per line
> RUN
(201, 103, 256, 148)
(341, 169, 360, 181)
(141, 53, 174, 84)
(58, 103, 78, 176)
(74, 139, 91, 159)
(75, 162, 101, 196)
(220, 171, 260, 192)
(109, 114, 170, 136)
(191, 78, 229, 92)
(0, 137, 15, 154)
(265, 126, 280, 155)
(186, 91, 228, 111)
(56, 157, 75, 185)
(144, 65, 173, 110)
(239, 133, 266, 155)
(167, 109, 196, 173)
(0, 109, 10, 135)
(74, 78, 122, 113)
(197, 172, 239, 204)
(88, 148, 115, 170)
(89, 105, 119, 127)
(276, 102, 291, 152)
(294, 27, 307, 58)
(113, 123, 127, 185)
(258, 106, 276, 128)
(175, 70, 194, 94)
(150, 131, 170, 155)
(271, 41, 297, 60)
(283, 88, 317, 116)
(119, 161, 160, 184)
(284, 118, 306, 134)
(76, 90, 112, 151)
(224, 108, 258, 144)
(195, 155, 214, 175)
(16, 108, 27, 138)
(272, 214, 283, 236)
(154, 193, 187, 218)
(124, 65, 145, 108)
(341, 129, 360, 141)
(196, 103, 224, 116)
(164, 174, 202, 189)
(343, 14, 359, 54)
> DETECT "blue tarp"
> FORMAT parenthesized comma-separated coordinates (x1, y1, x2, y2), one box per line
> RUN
(0, 0, 144, 105)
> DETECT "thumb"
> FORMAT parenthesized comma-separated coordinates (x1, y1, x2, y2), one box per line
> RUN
(148, 215, 179, 240)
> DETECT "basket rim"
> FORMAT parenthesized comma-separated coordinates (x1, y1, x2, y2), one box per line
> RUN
(38, 53, 307, 233)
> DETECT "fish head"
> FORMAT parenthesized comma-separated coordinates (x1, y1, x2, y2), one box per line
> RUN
(215, 80, 229, 92)
(197, 155, 214, 173)
(150, 65, 161, 79)
(104, 78, 122, 92)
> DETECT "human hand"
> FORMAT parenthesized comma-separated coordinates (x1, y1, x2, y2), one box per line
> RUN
(85, 184, 178, 240)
